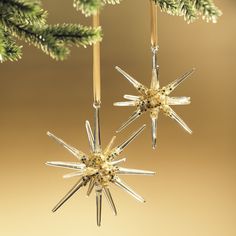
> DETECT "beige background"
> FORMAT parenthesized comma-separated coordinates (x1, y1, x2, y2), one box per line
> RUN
(0, 0, 235, 235)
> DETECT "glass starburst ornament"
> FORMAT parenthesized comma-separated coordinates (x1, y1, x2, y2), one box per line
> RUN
(46, 109, 155, 226)
(114, 53, 195, 149)
(113, 1, 195, 149)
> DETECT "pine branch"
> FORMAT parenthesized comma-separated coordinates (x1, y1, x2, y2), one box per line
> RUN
(194, 0, 222, 23)
(46, 24, 102, 47)
(0, 27, 22, 62)
(154, 0, 178, 15)
(0, 0, 102, 62)
(155, 0, 222, 23)
(1, 17, 102, 60)
(177, 0, 197, 22)
(0, 0, 47, 26)
(73, 0, 103, 16)
(73, 0, 121, 16)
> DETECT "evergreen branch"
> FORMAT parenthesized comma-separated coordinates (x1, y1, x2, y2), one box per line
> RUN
(194, 0, 222, 23)
(0, 0, 102, 62)
(1, 18, 101, 60)
(177, 0, 197, 22)
(154, 0, 222, 23)
(154, 0, 178, 15)
(0, 27, 22, 62)
(0, 0, 47, 26)
(45, 24, 102, 47)
(73, 0, 121, 16)
(73, 0, 103, 16)
(0, 18, 69, 60)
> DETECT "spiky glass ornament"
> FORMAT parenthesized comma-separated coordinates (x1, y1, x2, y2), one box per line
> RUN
(46, 109, 155, 226)
(114, 61, 195, 149)
(113, 1, 195, 149)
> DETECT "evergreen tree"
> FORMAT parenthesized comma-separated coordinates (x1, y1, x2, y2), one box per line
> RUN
(0, 0, 102, 62)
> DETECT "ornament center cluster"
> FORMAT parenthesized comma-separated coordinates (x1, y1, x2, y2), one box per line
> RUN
(86, 152, 117, 186)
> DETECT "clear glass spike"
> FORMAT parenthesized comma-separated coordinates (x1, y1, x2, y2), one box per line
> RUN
(167, 96, 191, 105)
(151, 68, 159, 90)
(113, 101, 137, 107)
(94, 107, 101, 153)
(47, 132, 86, 161)
(104, 136, 116, 155)
(96, 187, 102, 227)
(103, 187, 117, 215)
(116, 124, 146, 154)
(124, 94, 140, 101)
(165, 68, 195, 95)
(110, 158, 126, 166)
(63, 170, 84, 179)
(113, 178, 145, 203)
(150, 46, 160, 90)
(115, 66, 144, 91)
(52, 178, 87, 212)
(116, 109, 143, 133)
(117, 167, 156, 176)
(167, 106, 192, 134)
(85, 120, 94, 152)
(151, 114, 158, 149)
(87, 177, 95, 196)
(46, 161, 86, 170)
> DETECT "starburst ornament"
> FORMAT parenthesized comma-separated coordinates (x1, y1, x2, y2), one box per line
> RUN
(114, 48, 195, 149)
(46, 110, 155, 226)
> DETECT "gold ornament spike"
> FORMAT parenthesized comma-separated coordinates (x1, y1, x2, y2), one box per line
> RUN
(103, 187, 117, 215)
(116, 124, 146, 154)
(110, 158, 126, 166)
(46, 161, 85, 170)
(93, 11, 101, 108)
(86, 120, 95, 151)
(117, 167, 156, 176)
(52, 178, 88, 212)
(113, 177, 145, 203)
(165, 68, 195, 95)
(96, 186, 102, 227)
(166, 106, 192, 134)
(124, 94, 140, 101)
(113, 101, 137, 107)
(115, 66, 147, 93)
(167, 96, 191, 106)
(150, 109, 159, 149)
(151, 116, 157, 149)
(87, 177, 96, 196)
(94, 106, 101, 153)
(63, 170, 84, 179)
(104, 136, 116, 155)
(47, 132, 87, 161)
(116, 109, 143, 133)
